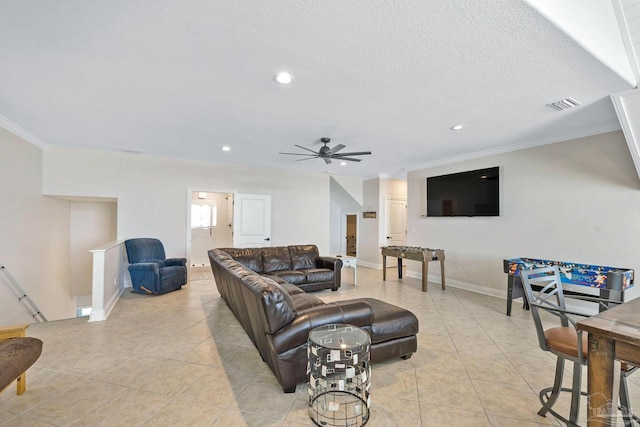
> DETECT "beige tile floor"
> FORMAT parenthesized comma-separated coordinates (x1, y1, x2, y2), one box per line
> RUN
(2, 266, 639, 426)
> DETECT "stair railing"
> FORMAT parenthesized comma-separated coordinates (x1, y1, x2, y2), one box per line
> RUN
(0, 263, 47, 322)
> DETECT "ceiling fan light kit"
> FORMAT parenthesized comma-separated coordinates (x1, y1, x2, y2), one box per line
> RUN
(279, 138, 372, 164)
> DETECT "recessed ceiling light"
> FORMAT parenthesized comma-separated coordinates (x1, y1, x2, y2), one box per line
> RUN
(274, 72, 294, 84)
(450, 124, 465, 130)
(222, 146, 230, 151)
(340, 162, 347, 166)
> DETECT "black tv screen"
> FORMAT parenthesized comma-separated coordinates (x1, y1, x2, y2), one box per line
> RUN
(427, 167, 499, 217)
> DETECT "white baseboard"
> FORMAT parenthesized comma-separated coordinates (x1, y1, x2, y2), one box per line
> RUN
(357, 260, 382, 269)
(358, 263, 508, 301)
(404, 270, 507, 300)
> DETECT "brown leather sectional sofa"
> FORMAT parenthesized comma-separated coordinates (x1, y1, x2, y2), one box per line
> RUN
(209, 247, 419, 392)
(219, 244, 342, 292)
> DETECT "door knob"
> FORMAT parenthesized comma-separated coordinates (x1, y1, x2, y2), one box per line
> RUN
(264, 237, 270, 241)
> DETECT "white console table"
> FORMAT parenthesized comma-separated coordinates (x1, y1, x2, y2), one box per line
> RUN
(340, 256, 357, 285)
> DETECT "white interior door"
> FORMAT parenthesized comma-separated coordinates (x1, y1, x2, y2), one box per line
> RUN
(385, 197, 407, 247)
(233, 194, 272, 247)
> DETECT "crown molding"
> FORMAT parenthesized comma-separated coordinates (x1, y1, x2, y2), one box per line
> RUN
(0, 114, 49, 150)
(406, 123, 622, 172)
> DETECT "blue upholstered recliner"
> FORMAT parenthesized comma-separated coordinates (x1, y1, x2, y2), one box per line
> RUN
(124, 238, 187, 295)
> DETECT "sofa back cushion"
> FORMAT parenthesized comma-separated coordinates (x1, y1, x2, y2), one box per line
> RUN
(220, 248, 264, 273)
(240, 274, 296, 334)
(208, 248, 296, 335)
(262, 247, 292, 273)
(289, 245, 319, 270)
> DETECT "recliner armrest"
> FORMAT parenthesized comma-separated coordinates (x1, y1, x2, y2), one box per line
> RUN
(164, 257, 187, 267)
(269, 300, 373, 353)
(316, 256, 343, 270)
(128, 262, 160, 273)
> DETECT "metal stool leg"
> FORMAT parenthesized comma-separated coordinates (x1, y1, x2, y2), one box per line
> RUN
(620, 373, 633, 427)
(538, 357, 564, 417)
(568, 361, 582, 426)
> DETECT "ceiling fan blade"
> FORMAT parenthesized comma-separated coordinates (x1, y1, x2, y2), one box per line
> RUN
(280, 152, 320, 156)
(295, 157, 320, 162)
(330, 144, 346, 154)
(333, 151, 371, 156)
(334, 157, 362, 162)
(294, 144, 319, 155)
(323, 157, 332, 164)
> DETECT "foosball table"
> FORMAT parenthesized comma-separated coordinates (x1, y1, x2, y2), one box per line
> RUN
(381, 246, 445, 292)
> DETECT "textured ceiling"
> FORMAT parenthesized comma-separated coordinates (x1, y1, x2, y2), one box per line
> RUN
(0, 0, 635, 178)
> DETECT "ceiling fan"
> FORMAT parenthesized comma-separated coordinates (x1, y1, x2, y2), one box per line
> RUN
(279, 138, 372, 164)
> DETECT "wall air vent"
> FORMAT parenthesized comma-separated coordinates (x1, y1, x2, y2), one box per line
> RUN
(548, 97, 581, 111)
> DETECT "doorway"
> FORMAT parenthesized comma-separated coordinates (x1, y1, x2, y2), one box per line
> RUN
(189, 191, 233, 278)
(346, 214, 357, 256)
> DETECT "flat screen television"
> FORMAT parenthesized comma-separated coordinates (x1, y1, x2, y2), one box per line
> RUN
(426, 167, 499, 217)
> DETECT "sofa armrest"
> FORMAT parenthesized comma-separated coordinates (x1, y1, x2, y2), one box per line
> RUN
(316, 256, 343, 271)
(164, 257, 187, 267)
(269, 300, 373, 353)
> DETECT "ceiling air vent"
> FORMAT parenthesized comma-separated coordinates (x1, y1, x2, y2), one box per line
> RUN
(548, 97, 581, 111)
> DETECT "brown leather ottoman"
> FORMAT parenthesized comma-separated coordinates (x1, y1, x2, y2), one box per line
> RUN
(356, 297, 419, 362)
(0, 337, 43, 395)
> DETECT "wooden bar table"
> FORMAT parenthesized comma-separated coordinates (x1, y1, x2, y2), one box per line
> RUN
(577, 297, 640, 426)
(381, 246, 445, 292)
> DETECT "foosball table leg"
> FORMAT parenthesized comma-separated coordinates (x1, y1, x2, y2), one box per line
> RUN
(422, 260, 428, 292)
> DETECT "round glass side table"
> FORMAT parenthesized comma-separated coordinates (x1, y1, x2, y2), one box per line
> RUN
(307, 324, 371, 426)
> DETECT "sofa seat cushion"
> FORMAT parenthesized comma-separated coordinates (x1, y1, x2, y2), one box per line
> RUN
(267, 270, 306, 285)
(358, 298, 419, 344)
(262, 275, 305, 295)
(301, 268, 334, 283)
(289, 292, 326, 312)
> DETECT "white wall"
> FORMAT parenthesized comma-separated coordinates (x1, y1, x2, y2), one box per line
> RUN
(407, 130, 640, 301)
(70, 200, 117, 297)
(359, 177, 407, 267)
(42, 147, 333, 261)
(329, 176, 364, 255)
(0, 129, 76, 323)
(359, 179, 380, 267)
(332, 175, 364, 205)
(329, 200, 342, 255)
